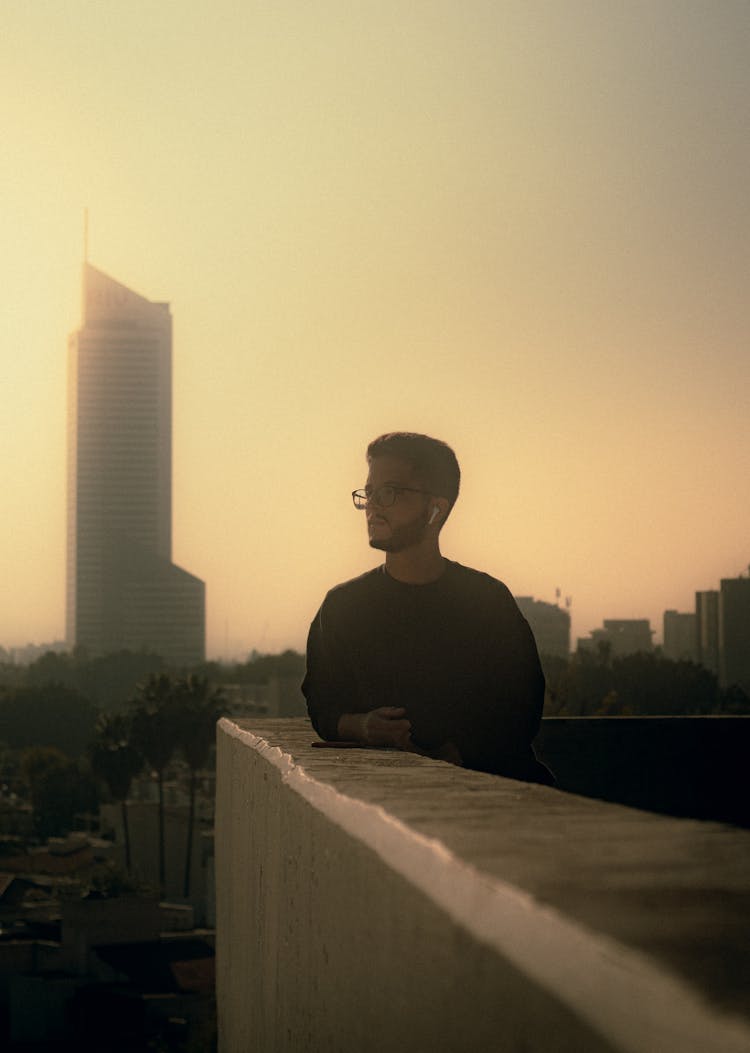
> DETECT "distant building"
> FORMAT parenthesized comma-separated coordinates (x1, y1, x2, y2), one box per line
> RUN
(66, 263, 205, 666)
(222, 677, 307, 720)
(695, 590, 720, 675)
(578, 619, 653, 658)
(719, 576, 750, 692)
(662, 610, 697, 662)
(514, 597, 570, 659)
(4, 641, 68, 666)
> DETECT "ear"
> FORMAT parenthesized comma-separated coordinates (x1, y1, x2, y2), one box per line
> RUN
(430, 497, 451, 526)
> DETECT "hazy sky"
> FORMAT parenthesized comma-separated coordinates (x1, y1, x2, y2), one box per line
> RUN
(2, 1, 748, 657)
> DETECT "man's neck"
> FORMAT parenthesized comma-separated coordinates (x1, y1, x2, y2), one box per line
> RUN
(384, 545, 446, 584)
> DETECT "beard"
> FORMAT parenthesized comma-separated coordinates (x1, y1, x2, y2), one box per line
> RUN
(368, 516, 429, 553)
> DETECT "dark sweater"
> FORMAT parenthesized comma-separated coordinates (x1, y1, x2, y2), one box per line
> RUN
(302, 560, 552, 783)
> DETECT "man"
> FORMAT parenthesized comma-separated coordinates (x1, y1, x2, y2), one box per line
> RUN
(302, 432, 553, 783)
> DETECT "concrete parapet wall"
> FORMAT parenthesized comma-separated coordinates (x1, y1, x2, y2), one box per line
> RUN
(536, 716, 750, 826)
(216, 718, 750, 1053)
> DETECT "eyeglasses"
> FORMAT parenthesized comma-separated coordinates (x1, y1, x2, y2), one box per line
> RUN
(351, 485, 431, 510)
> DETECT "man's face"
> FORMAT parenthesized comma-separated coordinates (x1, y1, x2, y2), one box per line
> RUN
(364, 455, 432, 553)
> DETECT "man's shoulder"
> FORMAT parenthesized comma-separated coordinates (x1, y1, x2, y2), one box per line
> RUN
(446, 563, 534, 641)
(313, 567, 386, 632)
(446, 560, 516, 605)
(323, 565, 386, 606)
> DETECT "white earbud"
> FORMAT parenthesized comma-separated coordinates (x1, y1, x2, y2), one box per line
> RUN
(428, 507, 440, 525)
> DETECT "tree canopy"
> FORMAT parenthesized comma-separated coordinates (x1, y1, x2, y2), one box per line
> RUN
(543, 649, 749, 716)
(20, 746, 99, 839)
(0, 683, 99, 756)
(22, 648, 166, 709)
(195, 648, 305, 685)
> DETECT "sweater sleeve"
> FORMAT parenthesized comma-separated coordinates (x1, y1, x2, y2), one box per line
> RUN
(301, 598, 354, 742)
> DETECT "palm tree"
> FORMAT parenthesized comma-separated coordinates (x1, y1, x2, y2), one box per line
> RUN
(129, 674, 181, 895)
(89, 712, 143, 872)
(175, 675, 226, 897)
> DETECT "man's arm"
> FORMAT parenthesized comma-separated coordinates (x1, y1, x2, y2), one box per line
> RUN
(409, 737, 463, 765)
(304, 595, 455, 756)
(338, 710, 458, 756)
(302, 603, 349, 742)
(338, 707, 412, 747)
(450, 596, 545, 776)
(303, 602, 412, 748)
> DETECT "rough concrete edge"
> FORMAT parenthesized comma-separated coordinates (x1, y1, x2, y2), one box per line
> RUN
(219, 719, 750, 1053)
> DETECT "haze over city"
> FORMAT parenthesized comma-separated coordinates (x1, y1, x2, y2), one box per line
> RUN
(2, 1, 748, 658)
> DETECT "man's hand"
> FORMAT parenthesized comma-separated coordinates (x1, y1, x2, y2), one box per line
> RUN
(338, 707, 412, 748)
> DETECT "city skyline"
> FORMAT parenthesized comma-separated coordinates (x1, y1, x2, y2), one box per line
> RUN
(2, 2, 749, 657)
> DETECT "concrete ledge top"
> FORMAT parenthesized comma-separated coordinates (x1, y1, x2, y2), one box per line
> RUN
(220, 716, 750, 1050)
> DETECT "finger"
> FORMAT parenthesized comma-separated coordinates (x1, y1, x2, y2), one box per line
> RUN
(383, 723, 412, 744)
(377, 706, 407, 718)
(373, 719, 410, 735)
(367, 720, 411, 746)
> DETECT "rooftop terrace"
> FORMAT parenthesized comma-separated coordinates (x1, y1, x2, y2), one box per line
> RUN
(216, 717, 750, 1052)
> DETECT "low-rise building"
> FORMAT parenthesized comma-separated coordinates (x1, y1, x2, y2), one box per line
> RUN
(514, 597, 570, 659)
(578, 619, 653, 658)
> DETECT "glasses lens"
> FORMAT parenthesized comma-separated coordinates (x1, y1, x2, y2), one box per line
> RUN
(353, 486, 398, 508)
(375, 485, 395, 507)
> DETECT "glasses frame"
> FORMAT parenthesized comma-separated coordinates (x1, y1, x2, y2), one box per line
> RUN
(351, 485, 432, 510)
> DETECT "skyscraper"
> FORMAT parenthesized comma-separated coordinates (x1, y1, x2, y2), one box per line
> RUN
(66, 263, 205, 666)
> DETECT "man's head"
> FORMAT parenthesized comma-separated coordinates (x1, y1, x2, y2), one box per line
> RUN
(361, 432, 460, 553)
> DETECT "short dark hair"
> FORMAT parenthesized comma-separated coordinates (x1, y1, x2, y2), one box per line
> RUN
(367, 432, 461, 506)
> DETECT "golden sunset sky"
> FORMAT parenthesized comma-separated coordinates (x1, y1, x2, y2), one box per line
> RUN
(2, 1, 748, 657)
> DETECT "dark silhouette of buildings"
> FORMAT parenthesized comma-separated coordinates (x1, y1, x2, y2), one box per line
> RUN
(578, 619, 653, 657)
(693, 574, 750, 692)
(719, 575, 750, 692)
(695, 590, 720, 674)
(66, 264, 205, 666)
(662, 610, 697, 662)
(514, 596, 570, 658)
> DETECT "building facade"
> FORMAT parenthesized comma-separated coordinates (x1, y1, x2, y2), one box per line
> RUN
(66, 264, 205, 666)
(695, 590, 720, 675)
(719, 576, 750, 692)
(514, 597, 570, 660)
(578, 619, 653, 658)
(662, 610, 697, 662)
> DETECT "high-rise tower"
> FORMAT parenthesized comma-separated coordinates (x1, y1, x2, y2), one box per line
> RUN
(66, 263, 205, 665)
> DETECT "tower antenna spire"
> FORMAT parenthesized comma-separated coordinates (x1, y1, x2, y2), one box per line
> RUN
(83, 208, 89, 263)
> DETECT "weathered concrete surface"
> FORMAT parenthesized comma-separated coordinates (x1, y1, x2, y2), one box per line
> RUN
(216, 717, 750, 1053)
